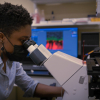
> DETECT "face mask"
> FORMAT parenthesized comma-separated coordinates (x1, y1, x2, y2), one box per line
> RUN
(2, 35, 29, 62)
(5, 45, 29, 62)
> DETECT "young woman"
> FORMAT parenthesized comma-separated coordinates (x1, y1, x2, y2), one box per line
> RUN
(0, 2, 64, 100)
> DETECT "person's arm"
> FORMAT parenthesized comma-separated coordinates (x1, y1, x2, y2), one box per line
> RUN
(34, 83, 65, 97)
(15, 62, 64, 98)
(15, 62, 39, 97)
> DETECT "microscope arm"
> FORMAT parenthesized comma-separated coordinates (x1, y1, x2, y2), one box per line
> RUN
(43, 51, 88, 100)
(23, 41, 89, 100)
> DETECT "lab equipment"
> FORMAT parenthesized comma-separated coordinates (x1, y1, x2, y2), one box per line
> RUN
(22, 64, 52, 76)
(32, 9, 40, 24)
(87, 52, 100, 99)
(51, 11, 55, 20)
(96, 0, 100, 17)
(62, 18, 89, 24)
(23, 39, 88, 100)
(40, 10, 45, 21)
(83, 47, 100, 59)
(81, 32, 99, 60)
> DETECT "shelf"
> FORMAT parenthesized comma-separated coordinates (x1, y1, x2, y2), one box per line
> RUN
(31, 0, 95, 4)
(82, 45, 99, 47)
(31, 22, 100, 28)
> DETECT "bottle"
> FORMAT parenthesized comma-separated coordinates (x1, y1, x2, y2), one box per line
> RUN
(51, 11, 55, 20)
(33, 9, 40, 24)
(40, 10, 45, 21)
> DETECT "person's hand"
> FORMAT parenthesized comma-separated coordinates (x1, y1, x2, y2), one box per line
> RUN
(62, 88, 65, 97)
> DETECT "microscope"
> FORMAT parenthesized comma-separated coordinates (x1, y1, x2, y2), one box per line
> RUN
(23, 40, 100, 100)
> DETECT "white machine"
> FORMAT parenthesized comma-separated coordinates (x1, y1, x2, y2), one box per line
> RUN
(23, 40, 89, 100)
(44, 51, 88, 100)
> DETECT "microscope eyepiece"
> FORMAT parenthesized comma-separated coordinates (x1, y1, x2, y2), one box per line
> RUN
(23, 40, 36, 49)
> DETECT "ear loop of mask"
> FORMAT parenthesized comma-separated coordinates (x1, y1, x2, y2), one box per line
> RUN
(3, 34, 14, 47)
(0, 33, 13, 60)
(1, 42, 4, 60)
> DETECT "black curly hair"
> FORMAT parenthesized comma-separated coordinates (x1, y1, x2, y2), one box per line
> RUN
(0, 2, 33, 37)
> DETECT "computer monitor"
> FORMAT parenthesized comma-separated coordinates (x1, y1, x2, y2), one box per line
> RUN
(31, 28, 78, 57)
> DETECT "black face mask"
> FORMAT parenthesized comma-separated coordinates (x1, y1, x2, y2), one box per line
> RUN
(5, 45, 29, 62)
(2, 35, 29, 62)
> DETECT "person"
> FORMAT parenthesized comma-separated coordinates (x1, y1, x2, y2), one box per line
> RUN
(0, 2, 64, 100)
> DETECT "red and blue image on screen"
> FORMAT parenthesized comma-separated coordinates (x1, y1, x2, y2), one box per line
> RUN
(31, 28, 78, 57)
(46, 31, 63, 50)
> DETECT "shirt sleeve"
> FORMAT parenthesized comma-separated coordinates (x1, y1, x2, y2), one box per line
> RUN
(15, 62, 39, 97)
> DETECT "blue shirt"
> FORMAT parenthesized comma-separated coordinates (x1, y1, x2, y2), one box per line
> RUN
(0, 57, 39, 100)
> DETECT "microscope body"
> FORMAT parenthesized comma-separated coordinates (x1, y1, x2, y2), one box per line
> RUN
(44, 51, 88, 100)
(23, 41, 89, 100)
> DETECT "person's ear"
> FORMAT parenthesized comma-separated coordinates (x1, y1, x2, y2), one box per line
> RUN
(0, 32, 5, 42)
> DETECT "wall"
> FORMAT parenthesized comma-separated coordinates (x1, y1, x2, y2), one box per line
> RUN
(0, 0, 34, 14)
(36, 1, 99, 57)
(37, 1, 96, 20)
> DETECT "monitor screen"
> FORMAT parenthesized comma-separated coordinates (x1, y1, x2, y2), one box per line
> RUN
(31, 28, 78, 57)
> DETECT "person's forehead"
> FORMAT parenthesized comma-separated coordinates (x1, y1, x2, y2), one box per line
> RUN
(10, 25, 31, 39)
